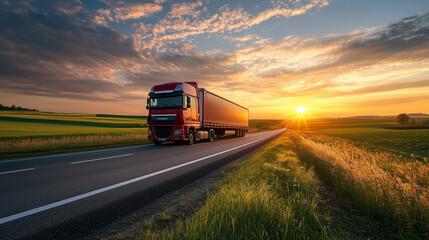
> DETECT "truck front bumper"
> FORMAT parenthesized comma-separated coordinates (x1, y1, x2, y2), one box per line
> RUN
(148, 125, 187, 141)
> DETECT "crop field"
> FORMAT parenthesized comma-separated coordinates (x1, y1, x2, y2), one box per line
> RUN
(248, 119, 287, 133)
(298, 118, 429, 158)
(0, 111, 285, 160)
(0, 111, 149, 159)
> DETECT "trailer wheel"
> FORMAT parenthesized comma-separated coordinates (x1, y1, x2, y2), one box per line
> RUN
(153, 140, 162, 145)
(208, 129, 215, 142)
(187, 129, 195, 145)
(242, 129, 246, 137)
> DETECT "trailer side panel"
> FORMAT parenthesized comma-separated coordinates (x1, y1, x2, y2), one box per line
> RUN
(200, 89, 248, 129)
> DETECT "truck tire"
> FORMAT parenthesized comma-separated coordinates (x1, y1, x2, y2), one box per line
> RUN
(208, 129, 215, 142)
(153, 140, 162, 145)
(235, 129, 240, 138)
(242, 130, 246, 137)
(187, 129, 195, 145)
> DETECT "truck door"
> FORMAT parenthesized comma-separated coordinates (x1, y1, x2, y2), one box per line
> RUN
(183, 96, 192, 122)
(192, 97, 198, 121)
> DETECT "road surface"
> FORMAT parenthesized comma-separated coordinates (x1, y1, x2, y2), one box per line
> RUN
(0, 129, 284, 239)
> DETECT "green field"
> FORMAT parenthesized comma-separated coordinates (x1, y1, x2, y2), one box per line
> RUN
(295, 118, 429, 158)
(0, 111, 149, 159)
(248, 119, 287, 133)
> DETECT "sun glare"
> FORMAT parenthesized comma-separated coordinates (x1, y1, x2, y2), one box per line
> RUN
(297, 106, 307, 114)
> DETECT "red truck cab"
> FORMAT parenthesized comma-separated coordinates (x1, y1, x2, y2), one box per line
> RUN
(147, 82, 248, 145)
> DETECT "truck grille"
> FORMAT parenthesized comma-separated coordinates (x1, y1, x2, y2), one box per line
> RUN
(154, 126, 174, 138)
(151, 115, 176, 124)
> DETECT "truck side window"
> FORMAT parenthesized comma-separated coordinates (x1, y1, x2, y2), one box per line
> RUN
(193, 97, 197, 120)
(150, 98, 157, 107)
(189, 96, 194, 119)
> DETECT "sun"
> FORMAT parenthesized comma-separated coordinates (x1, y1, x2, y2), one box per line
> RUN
(297, 106, 307, 114)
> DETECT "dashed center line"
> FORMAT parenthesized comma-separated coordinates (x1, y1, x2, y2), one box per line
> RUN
(70, 153, 133, 165)
(0, 168, 35, 175)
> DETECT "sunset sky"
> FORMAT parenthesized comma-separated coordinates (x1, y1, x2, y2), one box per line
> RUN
(1, 0, 429, 119)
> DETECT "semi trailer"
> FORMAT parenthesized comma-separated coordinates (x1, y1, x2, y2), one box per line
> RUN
(146, 82, 248, 145)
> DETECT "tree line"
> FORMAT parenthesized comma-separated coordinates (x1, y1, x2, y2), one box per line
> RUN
(397, 113, 429, 126)
(0, 104, 38, 111)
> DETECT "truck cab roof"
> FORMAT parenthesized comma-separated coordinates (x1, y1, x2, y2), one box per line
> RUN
(150, 82, 199, 97)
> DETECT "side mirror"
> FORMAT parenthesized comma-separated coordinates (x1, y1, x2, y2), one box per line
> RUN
(186, 96, 191, 108)
(183, 96, 191, 110)
(146, 98, 150, 110)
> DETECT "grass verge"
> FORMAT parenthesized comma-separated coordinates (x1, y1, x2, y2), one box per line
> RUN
(121, 133, 328, 239)
(292, 131, 429, 239)
(0, 133, 150, 160)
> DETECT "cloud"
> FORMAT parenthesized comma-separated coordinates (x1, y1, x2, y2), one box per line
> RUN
(341, 79, 429, 96)
(167, 1, 202, 19)
(226, 34, 260, 42)
(93, 2, 162, 25)
(222, 13, 429, 98)
(154, 0, 169, 4)
(0, 8, 148, 101)
(112, 3, 162, 21)
(36, 0, 87, 16)
(134, 0, 329, 52)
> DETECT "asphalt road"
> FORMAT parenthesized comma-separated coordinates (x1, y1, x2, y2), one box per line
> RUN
(0, 129, 284, 239)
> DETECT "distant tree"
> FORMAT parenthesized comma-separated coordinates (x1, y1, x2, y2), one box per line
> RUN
(410, 118, 417, 126)
(397, 113, 410, 125)
(0, 104, 38, 111)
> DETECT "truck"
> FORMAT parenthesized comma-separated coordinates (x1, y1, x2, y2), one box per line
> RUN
(146, 82, 248, 145)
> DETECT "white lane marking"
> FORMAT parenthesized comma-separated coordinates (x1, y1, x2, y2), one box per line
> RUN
(0, 168, 35, 175)
(0, 133, 276, 225)
(70, 154, 133, 165)
(0, 144, 153, 164)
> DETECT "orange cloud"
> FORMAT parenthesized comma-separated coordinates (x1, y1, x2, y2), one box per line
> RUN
(92, 2, 162, 24)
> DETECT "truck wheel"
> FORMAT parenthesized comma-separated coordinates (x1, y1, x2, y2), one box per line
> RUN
(208, 129, 215, 142)
(153, 140, 162, 145)
(235, 129, 239, 138)
(187, 130, 195, 145)
(242, 130, 246, 137)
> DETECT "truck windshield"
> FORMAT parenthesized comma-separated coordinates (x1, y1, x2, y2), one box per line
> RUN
(149, 96, 183, 109)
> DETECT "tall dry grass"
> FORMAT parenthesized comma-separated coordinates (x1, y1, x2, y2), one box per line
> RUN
(128, 135, 329, 239)
(0, 133, 149, 154)
(292, 131, 429, 236)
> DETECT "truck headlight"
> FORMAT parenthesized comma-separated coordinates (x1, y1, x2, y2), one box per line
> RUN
(148, 129, 152, 135)
(174, 129, 183, 135)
